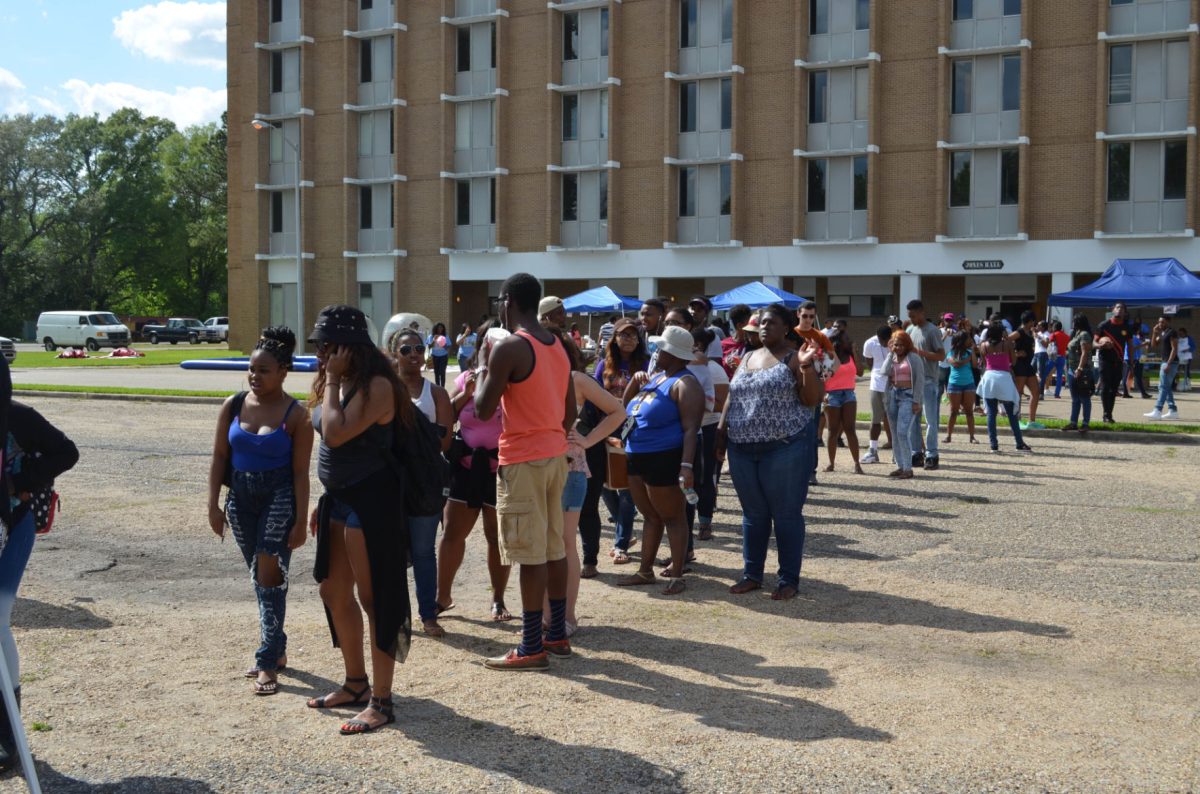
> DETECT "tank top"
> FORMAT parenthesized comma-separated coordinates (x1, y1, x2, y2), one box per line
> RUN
(625, 370, 694, 454)
(312, 387, 394, 490)
(228, 399, 297, 472)
(892, 356, 913, 388)
(824, 353, 857, 391)
(985, 350, 1012, 372)
(412, 378, 436, 422)
(726, 353, 813, 444)
(498, 329, 570, 466)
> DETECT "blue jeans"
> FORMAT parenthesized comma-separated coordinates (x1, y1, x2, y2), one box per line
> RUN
(984, 398, 1027, 449)
(727, 422, 816, 589)
(909, 378, 940, 460)
(1034, 352, 1050, 391)
(601, 487, 637, 551)
(886, 387, 917, 472)
(1156, 362, 1178, 411)
(226, 466, 295, 671)
(1048, 356, 1066, 397)
(0, 512, 36, 682)
(407, 513, 440, 622)
(1069, 377, 1092, 426)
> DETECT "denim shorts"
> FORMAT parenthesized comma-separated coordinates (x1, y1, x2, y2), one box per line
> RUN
(561, 470, 588, 512)
(826, 388, 857, 408)
(946, 382, 976, 394)
(328, 497, 362, 529)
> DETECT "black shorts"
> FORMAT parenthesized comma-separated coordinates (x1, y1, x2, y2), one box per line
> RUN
(1013, 361, 1036, 378)
(626, 447, 683, 488)
(448, 461, 497, 509)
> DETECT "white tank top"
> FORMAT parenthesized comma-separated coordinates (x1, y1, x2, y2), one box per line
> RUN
(412, 378, 436, 422)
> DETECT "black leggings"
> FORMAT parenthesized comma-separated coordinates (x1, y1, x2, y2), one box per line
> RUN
(432, 355, 449, 388)
(1099, 362, 1121, 418)
(578, 441, 608, 567)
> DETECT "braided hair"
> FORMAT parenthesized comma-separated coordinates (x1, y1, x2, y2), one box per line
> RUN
(254, 326, 296, 369)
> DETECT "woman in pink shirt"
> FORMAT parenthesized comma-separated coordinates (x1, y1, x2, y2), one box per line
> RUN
(823, 329, 863, 474)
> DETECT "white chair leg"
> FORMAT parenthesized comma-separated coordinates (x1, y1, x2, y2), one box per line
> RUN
(0, 653, 40, 794)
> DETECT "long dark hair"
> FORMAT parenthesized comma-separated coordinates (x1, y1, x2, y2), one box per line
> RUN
(1072, 313, 1092, 335)
(950, 330, 972, 356)
(310, 343, 413, 429)
(830, 329, 854, 364)
(546, 326, 584, 373)
(603, 329, 648, 391)
(465, 318, 498, 371)
(985, 320, 1006, 345)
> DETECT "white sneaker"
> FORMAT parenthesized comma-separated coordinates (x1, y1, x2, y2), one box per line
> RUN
(861, 451, 879, 464)
(1162, 409, 1179, 421)
(1143, 409, 1163, 420)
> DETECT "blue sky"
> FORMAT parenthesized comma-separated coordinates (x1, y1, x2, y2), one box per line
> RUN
(0, 0, 226, 128)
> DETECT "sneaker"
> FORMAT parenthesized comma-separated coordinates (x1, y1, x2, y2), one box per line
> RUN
(1018, 421, 1031, 430)
(1060, 423, 1078, 432)
(484, 649, 550, 671)
(1025, 421, 1045, 430)
(990, 446, 1000, 453)
(912, 452, 925, 468)
(923, 457, 939, 471)
(1143, 409, 1163, 420)
(543, 639, 572, 657)
(1015, 444, 1033, 453)
(1163, 409, 1179, 421)
(861, 451, 880, 464)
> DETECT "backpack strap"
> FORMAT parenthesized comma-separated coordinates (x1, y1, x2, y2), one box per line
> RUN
(230, 391, 248, 420)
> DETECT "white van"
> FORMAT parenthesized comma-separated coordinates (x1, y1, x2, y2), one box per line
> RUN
(36, 311, 131, 351)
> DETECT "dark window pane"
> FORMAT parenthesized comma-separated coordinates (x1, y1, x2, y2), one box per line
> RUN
(1111, 0, 1132, 4)
(360, 187, 373, 229)
(808, 71, 828, 123)
(271, 191, 283, 233)
(1003, 0, 1020, 14)
(562, 93, 578, 141)
(388, 185, 394, 224)
(1002, 55, 1020, 111)
(807, 159, 827, 213)
(853, 155, 868, 211)
(721, 0, 733, 42)
(680, 82, 697, 132)
(360, 40, 372, 83)
(681, 0, 697, 48)
(1000, 148, 1019, 206)
(954, 0, 973, 21)
(271, 0, 283, 23)
(950, 151, 972, 207)
(601, 9, 610, 56)
(389, 110, 394, 155)
(720, 164, 731, 216)
(362, 0, 373, 9)
(1109, 45, 1132, 104)
(456, 181, 470, 225)
(562, 174, 578, 221)
(457, 28, 470, 72)
(271, 51, 283, 93)
(600, 171, 608, 221)
(679, 167, 696, 217)
(563, 13, 579, 61)
(952, 60, 972, 114)
(856, 0, 869, 30)
(1107, 143, 1130, 201)
(810, 0, 828, 34)
(490, 177, 496, 224)
(1163, 140, 1186, 200)
(720, 78, 732, 131)
(491, 23, 496, 69)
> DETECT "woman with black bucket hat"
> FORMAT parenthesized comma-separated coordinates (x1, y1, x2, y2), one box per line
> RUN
(305, 305, 414, 735)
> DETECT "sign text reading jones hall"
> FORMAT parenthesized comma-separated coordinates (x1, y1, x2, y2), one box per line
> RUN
(962, 260, 1004, 271)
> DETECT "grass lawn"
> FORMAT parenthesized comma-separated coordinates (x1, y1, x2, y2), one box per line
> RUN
(11, 347, 243, 369)
(13, 384, 307, 400)
(852, 410, 1200, 435)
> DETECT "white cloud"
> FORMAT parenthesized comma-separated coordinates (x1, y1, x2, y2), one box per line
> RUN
(113, 1, 226, 70)
(62, 79, 225, 128)
(0, 67, 64, 116)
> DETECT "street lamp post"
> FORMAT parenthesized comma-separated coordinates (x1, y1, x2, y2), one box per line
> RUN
(250, 119, 305, 352)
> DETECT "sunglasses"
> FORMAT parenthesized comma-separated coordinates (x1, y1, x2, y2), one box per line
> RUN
(398, 344, 426, 357)
(314, 341, 331, 354)
(616, 331, 639, 339)
(799, 313, 817, 320)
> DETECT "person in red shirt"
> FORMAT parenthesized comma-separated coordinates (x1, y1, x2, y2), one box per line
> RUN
(719, 304, 754, 377)
(1046, 320, 1071, 398)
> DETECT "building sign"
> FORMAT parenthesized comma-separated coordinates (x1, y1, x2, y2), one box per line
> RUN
(962, 260, 1004, 271)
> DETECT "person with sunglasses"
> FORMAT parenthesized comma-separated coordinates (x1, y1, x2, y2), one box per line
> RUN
(390, 329, 454, 637)
(792, 302, 834, 485)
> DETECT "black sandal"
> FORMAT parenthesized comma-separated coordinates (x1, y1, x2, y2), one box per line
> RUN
(306, 676, 370, 710)
(340, 696, 395, 735)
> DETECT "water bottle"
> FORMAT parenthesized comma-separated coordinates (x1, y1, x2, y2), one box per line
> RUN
(679, 476, 699, 505)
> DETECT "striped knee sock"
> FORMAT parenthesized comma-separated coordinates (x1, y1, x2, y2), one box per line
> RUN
(546, 598, 567, 642)
(517, 610, 544, 656)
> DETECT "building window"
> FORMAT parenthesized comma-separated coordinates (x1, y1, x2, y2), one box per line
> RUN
(1001, 54, 1020, 112)
(360, 186, 373, 229)
(601, 8, 610, 56)
(719, 163, 731, 216)
(853, 155, 868, 211)
(270, 191, 284, 233)
(999, 148, 1019, 206)
(490, 177, 496, 224)
(457, 28, 470, 72)
(680, 82, 697, 132)
(808, 71, 828, 123)
(600, 171, 608, 221)
(600, 89, 609, 139)
(361, 0, 373, 8)
(1109, 44, 1132, 105)
(564, 12, 579, 61)
(681, 0, 697, 48)
(360, 39, 373, 83)
(1003, 0, 1020, 14)
(950, 151, 972, 207)
(856, 0, 869, 30)
(720, 78, 732, 130)
(722, 0, 734, 42)
(953, 0, 972, 20)
(490, 23, 497, 69)
(271, 0, 283, 24)
(807, 159, 827, 212)
(271, 51, 283, 93)
(810, 0, 828, 35)
(456, 180, 470, 225)
(1107, 142, 1130, 202)
(679, 167, 696, 217)
(562, 173, 578, 221)
(952, 60, 972, 114)
(563, 93, 579, 141)
(829, 295, 894, 317)
(1163, 140, 1186, 200)
(854, 66, 869, 120)
(270, 125, 284, 163)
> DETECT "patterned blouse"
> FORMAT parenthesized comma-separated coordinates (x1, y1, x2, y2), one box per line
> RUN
(726, 353, 814, 444)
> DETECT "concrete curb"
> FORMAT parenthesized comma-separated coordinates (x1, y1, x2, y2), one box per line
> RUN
(15, 390, 225, 407)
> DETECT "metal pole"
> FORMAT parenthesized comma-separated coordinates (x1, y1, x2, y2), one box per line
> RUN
(0, 651, 40, 793)
(292, 136, 304, 353)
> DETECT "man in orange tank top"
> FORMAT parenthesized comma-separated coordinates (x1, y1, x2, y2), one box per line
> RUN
(475, 273, 577, 670)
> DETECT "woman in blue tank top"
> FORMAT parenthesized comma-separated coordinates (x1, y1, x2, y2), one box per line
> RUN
(207, 327, 313, 696)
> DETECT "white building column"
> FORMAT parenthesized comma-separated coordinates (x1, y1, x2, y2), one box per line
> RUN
(899, 274, 921, 314)
(638, 277, 658, 301)
(762, 275, 782, 288)
(1049, 272, 1074, 326)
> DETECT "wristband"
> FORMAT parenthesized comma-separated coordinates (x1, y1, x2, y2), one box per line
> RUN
(679, 462, 694, 469)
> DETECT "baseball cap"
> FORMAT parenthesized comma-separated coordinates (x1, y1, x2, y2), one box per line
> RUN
(538, 296, 564, 317)
(887, 315, 901, 326)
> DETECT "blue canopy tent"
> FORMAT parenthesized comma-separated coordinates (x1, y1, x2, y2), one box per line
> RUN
(1048, 258, 1200, 307)
(711, 281, 808, 310)
(562, 286, 642, 314)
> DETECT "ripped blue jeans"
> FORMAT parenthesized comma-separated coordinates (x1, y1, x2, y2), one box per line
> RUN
(226, 466, 295, 671)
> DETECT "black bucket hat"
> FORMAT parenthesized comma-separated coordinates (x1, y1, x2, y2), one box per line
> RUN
(308, 305, 375, 347)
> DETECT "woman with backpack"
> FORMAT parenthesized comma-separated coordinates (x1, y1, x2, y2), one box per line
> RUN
(306, 306, 413, 735)
(207, 327, 313, 696)
(390, 328, 454, 638)
(0, 357, 78, 770)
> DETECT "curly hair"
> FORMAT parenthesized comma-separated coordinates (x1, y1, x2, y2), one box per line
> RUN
(602, 328, 648, 392)
(310, 343, 414, 429)
(254, 326, 295, 369)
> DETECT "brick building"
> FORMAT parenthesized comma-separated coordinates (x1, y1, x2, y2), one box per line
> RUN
(226, 0, 1199, 350)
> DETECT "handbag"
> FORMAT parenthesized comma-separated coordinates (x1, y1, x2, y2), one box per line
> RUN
(30, 487, 61, 535)
(1073, 368, 1095, 397)
(604, 439, 629, 490)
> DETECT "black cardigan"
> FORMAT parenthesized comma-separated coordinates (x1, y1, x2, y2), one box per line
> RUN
(0, 357, 10, 527)
(5, 402, 80, 525)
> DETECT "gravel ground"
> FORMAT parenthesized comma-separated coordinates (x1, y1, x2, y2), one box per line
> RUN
(0, 397, 1196, 793)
